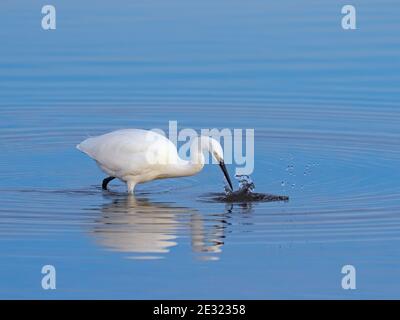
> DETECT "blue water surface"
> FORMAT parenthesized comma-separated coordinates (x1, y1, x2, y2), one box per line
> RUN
(0, 0, 400, 299)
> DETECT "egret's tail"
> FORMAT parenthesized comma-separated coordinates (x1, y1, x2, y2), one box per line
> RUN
(76, 143, 87, 153)
(76, 141, 90, 154)
(76, 137, 98, 158)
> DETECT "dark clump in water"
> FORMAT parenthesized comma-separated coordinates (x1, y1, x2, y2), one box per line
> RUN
(206, 175, 289, 203)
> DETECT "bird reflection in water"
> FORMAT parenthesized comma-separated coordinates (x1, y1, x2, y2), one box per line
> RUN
(91, 194, 241, 260)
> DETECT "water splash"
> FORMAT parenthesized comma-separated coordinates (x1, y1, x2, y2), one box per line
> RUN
(224, 175, 254, 193)
(207, 175, 289, 203)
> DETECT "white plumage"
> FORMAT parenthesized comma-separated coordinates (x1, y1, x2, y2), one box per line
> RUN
(77, 129, 233, 193)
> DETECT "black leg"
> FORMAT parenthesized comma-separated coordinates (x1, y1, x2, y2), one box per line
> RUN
(102, 176, 115, 190)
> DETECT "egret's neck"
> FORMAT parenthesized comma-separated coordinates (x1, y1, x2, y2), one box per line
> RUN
(166, 137, 206, 178)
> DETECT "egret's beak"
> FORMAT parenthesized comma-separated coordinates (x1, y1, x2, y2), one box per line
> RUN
(219, 160, 233, 191)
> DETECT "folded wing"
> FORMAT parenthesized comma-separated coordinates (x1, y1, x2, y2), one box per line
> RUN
(77, 129, 177, 178)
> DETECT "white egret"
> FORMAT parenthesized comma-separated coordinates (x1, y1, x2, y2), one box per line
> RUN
(77, 129, 233, 193)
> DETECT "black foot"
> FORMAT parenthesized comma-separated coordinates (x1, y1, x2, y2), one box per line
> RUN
(102, 176, 115, 190)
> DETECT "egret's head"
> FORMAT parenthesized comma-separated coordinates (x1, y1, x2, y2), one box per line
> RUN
(209, 138, 224, 163)
(204, 137, 233, 191)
